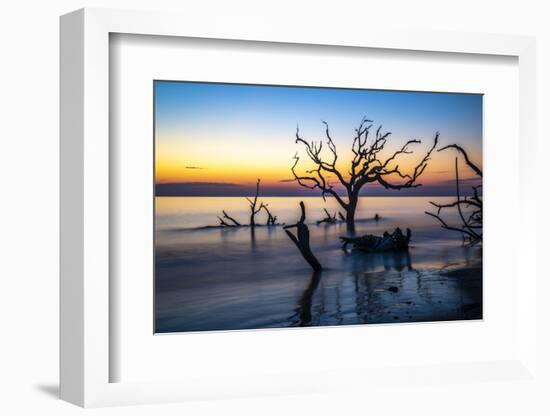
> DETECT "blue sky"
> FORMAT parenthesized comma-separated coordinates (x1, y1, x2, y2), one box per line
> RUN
(155, 81, 482, 196)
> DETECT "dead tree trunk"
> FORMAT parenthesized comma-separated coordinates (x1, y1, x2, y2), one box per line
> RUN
(284, 201, 323, 271)
(217, 178, 284, 229)
(345, 192, 359, 232)
(246, 179, 262, 227)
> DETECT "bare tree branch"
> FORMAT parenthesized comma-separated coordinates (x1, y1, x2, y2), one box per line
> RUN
(426, 145, 483, 243)
(438, 144, 482, 177)
(451, 158, 481, 240)
(425, 211, 480, 240)
(246, 178, 263, 227)
(375, 133, 439, 190)
(260, 202, 280, 225)
(218, 178, 282, 228)
(291, 116, 439, 230)
(218, 210, 241, 227)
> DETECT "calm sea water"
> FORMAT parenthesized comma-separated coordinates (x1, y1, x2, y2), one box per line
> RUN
(155, 196, 482, 333)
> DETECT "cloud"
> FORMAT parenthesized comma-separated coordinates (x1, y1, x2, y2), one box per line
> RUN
(156, 182, 245, 196)
(439, 176, 482, 184)
(185, 166, 206, 170)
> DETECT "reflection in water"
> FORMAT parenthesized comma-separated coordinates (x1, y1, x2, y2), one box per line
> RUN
(155, 196, 482, 333)
(249, 226, 256, 250)
(344, 247, 414, 272)
(294, 271, 322, 326)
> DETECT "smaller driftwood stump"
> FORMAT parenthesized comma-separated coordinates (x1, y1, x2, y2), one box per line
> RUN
(340, 227, 411, 252)
(316, 208, 337, 225)
(284, 201, 323, 271)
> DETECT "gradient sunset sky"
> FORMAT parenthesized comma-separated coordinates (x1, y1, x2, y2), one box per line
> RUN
(155, 81, 482, 197)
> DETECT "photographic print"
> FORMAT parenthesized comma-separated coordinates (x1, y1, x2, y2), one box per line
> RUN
(154, 81, 482, 333)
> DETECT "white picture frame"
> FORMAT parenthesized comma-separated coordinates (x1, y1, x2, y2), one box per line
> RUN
(60, 7, 537, 407)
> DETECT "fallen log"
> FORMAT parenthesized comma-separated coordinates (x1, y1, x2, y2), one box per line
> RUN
(340, 227, 411, 252)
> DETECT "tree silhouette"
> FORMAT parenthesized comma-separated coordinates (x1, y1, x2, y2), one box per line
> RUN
(217, 178, 282, 228)
(425, 144, 482, 244)
(245, 179, 263, 227)
(291, 117, 439, 231)
(284, 201, 322, 271)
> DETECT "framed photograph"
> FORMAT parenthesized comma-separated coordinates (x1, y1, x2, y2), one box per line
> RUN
(60, 8, 538, 407)
(153, 80, 483, 333)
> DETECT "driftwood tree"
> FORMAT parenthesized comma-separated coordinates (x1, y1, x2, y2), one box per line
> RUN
(284, 201, 323, 271)
(425, 145, 482, 244)
(218, 210, 241, 227)
(340, 227, 411, 252)
(246, 179, 263, 227)
(218, 178, 281, 228)
(292, 117, 439, 231)
(260, 203, 278, 225)
(316, 208, 338, 225)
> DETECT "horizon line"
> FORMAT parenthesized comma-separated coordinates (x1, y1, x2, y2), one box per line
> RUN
(155, 194, 478, 198)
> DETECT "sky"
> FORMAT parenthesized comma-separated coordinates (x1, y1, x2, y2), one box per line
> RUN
(154, 81, 482, 197)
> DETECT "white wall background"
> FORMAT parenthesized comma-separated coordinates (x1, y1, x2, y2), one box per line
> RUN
(0, 1, 548, 415)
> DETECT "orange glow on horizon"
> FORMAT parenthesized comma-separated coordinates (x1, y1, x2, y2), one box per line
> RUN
(155, 134, 482, 188)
